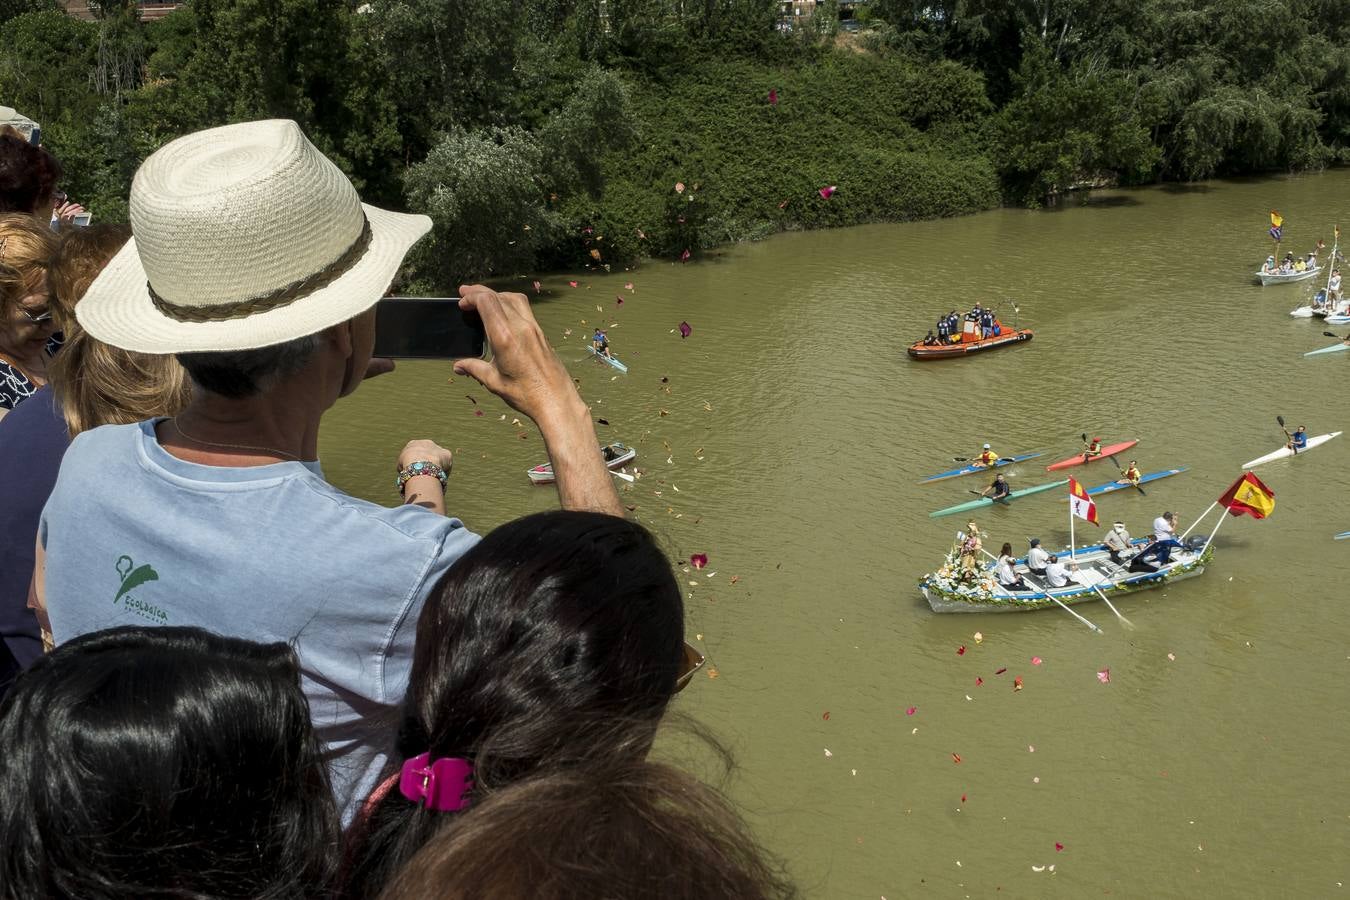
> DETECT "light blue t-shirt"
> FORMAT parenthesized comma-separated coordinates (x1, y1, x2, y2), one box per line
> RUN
(39, 420, 479, 823)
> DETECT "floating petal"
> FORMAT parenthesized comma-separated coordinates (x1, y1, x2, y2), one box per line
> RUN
(679, 321, 692, 339)
(625, 282, 635, 291)
(532, 280, 541, 293)
(956, 645, 966, 656)
(1055, 843, 1064, 852)
(951, 753, 962, 764)
(973, 631, 983, 644)
(680, 249, 691, 262)
(690, 553, 708, 569)
(568, 280, 578, 287)
(1031, 656, 1043, 666)
(905, 706, 916, 716)
(768, 88, 778, 105)
(1097, 668, 1111, 684)
(675, 181, 685, 193)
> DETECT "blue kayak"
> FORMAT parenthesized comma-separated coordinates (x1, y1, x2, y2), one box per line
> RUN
(920, 452, 1043, 483)
(1336, 531, 1350, 541)
(1068, 467, 1188, 497)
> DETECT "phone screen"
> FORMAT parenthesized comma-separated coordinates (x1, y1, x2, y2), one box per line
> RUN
(373, 297, 488, 360)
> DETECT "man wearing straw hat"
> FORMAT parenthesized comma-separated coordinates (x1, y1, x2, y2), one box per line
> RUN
(33, 120, 623, 822)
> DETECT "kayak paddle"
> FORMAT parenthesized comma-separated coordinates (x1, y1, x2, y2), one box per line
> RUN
(1278, 414, 1296, 455)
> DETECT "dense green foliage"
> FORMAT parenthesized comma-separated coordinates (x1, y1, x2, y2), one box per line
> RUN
(2, 0, 1347, 285)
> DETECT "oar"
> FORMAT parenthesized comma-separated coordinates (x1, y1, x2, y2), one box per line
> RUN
(1107, 453, 1146, 496)
(1079, 432, 1094, 464)
(1079, 569, 1135, 630)
(1277, 414, 1296, 455)
(951, 456, 1016, 464)
(1322, 331, 1350, 341)
(969, 488, 1012, 505)
(611, 469, 635, 483)
(980, 548, 1102, 633)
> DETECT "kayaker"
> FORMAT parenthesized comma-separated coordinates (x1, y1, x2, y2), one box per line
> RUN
(1287, 426, 1308, 452)
(1119, 460, 1142, 485)
(1043, 554, 1074, 589)
(980, 474, 1011, 502)
(977, 443, 999, 467)
(996, 543, 1027, 591)
(1026, 537, 1050, 577)
(1082, 436, 1104, 462)
(592, 328, 612, 359)
(1103, 521, 1132, 564)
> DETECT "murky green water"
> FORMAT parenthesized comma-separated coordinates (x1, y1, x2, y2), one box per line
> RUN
(323, 171, 1350, 897)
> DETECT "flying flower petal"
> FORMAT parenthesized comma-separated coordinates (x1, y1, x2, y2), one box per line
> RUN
(822, 711, 830, 721)
(1031, 656, 1043, 666)
(906, 706, 916, 716)
(768, 88, 778, 105)
(818, 185, 837, 199)
(1097, 668, 1111, 684)
(1055, 843, 1064, 852)
(951, 753, 962, 764)
(532, 280, 541, 294)
(680, 248, 691, 262)
(679, 321, 692, 339)
(823, 748, 832, 758)
(956, 645, 966, 656)
(690, 553, 708, 569)
(960, 793, 966, 804)
(778, 199, 790, 209)
(616, 295, 624, 306)
(995, 667, 1007, 675)
(474, 409, 483, 417)
(675, 182, 685, 193)
(568, 281, 578, 288)
(625, 282, 635, 290)
(1167, 652, 1176, 661)
(975, 677, 983, 686)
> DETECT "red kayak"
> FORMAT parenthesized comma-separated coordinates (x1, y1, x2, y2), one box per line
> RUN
(1046, 440, 1139, 471)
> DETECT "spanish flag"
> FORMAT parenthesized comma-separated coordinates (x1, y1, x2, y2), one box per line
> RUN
(1068, 477, 1098, 525)
(1270, 211, 1283, 228)
(1219, 472, 1276, 519)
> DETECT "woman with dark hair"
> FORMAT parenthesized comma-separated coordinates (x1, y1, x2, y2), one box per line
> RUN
(0, 626, 340, 899)
(378, 761, 796, 900)
(0, 130, 62, 219)
(342, 510, 699, 899)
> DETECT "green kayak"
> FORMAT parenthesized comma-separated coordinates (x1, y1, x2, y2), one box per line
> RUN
(929, 478, 1070, 519)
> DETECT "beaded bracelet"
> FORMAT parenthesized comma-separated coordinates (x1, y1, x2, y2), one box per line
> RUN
(396, 460, 448, 497)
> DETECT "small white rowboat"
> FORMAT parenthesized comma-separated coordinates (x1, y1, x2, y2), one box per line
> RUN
(527, 442, 636, 484)
(1241, 431, 1341, 468)
(1257, 265, 1322, 286)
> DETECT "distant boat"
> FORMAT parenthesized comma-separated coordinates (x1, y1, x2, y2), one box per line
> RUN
(1060, 467, 1187, 497)
(1257, 264, 1321, 286)
(1045, 440, 1139, 471)
(587, 345, 628, 373)
(1242, 431, 1341, 467)
(528, 442, 635, 484)
(928, 479, 1068, 519)
(907, 328, 1033, 360)
(919, 452, 1043, 483)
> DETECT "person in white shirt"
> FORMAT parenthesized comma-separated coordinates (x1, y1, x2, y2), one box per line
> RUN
(1044, 554, 1073, 588)
(996, 542, 1027, 591)
(1026, 538, 1050, 577)
(1138, 511, 1183, 565)
(1329, 269, 1342, 304)
(1103, 521, 1132, 564)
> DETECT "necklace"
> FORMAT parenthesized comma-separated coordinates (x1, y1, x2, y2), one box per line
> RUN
(170, 417, 303, 462)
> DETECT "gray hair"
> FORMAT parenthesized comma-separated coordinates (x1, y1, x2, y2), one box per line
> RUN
(176, 333, 320, 399)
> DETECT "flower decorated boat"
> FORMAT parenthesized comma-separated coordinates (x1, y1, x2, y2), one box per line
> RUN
(918, 536, 1212, 613)
(527, 442, 636, 484)
(1256, 264, 1321, 286)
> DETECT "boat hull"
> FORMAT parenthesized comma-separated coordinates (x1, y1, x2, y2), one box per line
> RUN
(1257, 266, 1322, 285)
(1241, 431, 1341, 468)
(920, 452, 1044, 483)
(587, 345, 628, 372)
(907, 329, 1033, 360)
(928, 479, 1069, 519)
(528, 443, 636, 484)
(1046, 440, 1139, 471)
(1305, 342, 1350, 357)
(1066, 467, 1187, 497)
(920, 540, 1211, 613)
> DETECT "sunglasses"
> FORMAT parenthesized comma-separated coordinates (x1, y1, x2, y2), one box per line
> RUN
(20, 306, 53, 324)
(675, 640, 706, 693)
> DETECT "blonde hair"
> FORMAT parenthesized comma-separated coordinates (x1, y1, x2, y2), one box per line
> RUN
(0, 213, 59, 315)
(46, 224, 191, 437)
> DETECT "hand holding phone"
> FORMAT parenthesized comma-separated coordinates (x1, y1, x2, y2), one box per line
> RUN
(373, 297, 489, 360)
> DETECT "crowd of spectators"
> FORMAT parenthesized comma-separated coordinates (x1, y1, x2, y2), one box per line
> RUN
(0, 119, 794, 897)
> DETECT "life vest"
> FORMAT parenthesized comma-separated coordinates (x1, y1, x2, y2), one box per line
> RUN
(979, 451, 998, 466)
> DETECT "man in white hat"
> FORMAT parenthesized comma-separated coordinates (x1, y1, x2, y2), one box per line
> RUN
(33, 120, 623, 822)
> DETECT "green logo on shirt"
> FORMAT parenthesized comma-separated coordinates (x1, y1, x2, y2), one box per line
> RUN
(114, 556, 168, 623)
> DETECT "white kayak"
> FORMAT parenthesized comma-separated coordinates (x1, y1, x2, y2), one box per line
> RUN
(1242, 431, 1341, 468)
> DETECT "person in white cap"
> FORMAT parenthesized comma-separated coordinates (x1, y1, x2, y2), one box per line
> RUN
(32, 120, 623, 823)
(976, 442, 999, 467)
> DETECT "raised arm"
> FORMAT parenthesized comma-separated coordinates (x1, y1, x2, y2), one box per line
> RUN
(453, 284, 624, 518)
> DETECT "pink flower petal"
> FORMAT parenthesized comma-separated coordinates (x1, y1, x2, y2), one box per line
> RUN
(674, 182, 685, 193)
(1031, 656, 1043, 666)
(956, 645, 966, 656)
(768, 88, 778, 106)
(532, 280, 541, 294)
(905, 706, 916, 716)
(690, 553, 708, 569)
(568, 280, 578, 288)
(616, 295, 624, 306)
(975, 676, 983, 686)
(680, 248, 691, 262)
(1096, 668, 1111, 684)
(624, 282, 635, 291)
(678, 321, 692, 339)
(1055, 843, 1064, 852)
(818, 185, 837, 199)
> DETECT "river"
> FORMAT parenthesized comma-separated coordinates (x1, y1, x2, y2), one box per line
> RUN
(322, 170, 1350, 898)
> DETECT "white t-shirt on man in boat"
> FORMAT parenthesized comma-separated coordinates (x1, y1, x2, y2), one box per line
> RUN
(1153, 516, 1176, 542)
(1044, 560, 1072, 588)
(1027, 546, 1050, 571)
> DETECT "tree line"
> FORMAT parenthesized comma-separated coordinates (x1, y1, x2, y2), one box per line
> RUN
(3, 0, 1346, 287)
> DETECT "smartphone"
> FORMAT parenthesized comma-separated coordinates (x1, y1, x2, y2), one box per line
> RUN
(71, 212, 92, 227)
(373, 297, 488, 360)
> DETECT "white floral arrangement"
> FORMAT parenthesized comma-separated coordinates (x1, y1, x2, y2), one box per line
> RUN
(923, 541, 997, 599)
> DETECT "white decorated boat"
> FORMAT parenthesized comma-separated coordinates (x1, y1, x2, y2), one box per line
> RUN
(1257, 264, 1322, 286)
(919, 536, 1211, 613)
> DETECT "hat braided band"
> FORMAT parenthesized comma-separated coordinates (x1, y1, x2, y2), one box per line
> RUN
(147, 215, 373, 323)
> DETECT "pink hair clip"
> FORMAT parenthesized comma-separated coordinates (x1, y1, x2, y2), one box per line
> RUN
(398, 753, 473, 812)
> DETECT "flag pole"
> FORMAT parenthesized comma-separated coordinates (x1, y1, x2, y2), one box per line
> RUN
(1068, 490, 1076, 563)
(1179, 501, 1219, 540)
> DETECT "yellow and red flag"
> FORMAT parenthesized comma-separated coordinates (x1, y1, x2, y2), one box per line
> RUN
(1270, 211, 1283, 228)
(1219, 472, 1276, 519)
(1068, 477, 1098, 525)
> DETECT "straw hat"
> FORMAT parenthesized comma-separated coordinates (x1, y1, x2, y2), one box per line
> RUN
(77, 119, 431, 353)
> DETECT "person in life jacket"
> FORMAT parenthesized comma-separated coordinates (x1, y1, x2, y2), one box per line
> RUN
(977, 443, 999, 467)
(1120, 460, 1142, 485)
(1085, 437, 1104, 459)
